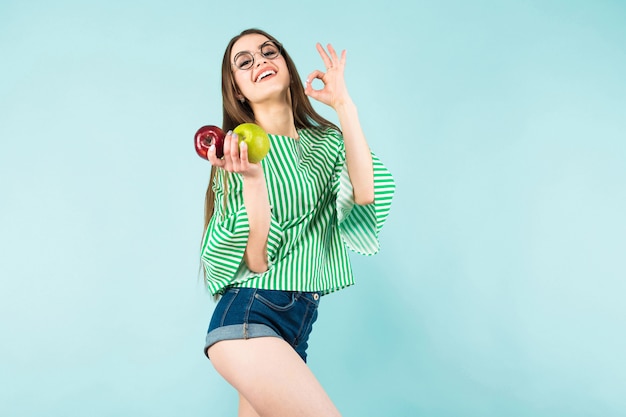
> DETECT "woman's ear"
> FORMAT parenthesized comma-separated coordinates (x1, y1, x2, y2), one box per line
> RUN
(231, 78, 245, 103)
(233, 85, 245, 102)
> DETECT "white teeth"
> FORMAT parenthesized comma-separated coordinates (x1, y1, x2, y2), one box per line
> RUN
(256, 70, 275, 82)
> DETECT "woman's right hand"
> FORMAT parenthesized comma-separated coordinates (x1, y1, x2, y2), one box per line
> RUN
(207, 131, 263, 178)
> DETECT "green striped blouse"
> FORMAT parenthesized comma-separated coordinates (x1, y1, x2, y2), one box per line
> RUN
(201, 128, 395, 295)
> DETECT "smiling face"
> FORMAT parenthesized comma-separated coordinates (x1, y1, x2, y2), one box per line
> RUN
(230, 33, 291, 105)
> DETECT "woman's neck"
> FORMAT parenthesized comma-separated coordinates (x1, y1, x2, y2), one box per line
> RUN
(249, 98, 299, 139)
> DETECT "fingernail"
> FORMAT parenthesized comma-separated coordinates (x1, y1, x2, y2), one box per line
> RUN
(227, 130, 232, 135)
(232, 133, 238, 139)
(209, 144, 215, 151)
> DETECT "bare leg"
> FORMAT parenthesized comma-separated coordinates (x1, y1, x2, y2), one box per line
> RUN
(208, 337, 342, 417)
(238, 393, 261, 417)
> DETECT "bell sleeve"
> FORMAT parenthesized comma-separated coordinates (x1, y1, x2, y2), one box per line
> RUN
(333, 141, 396, 256)
(200, 169, 284, 294)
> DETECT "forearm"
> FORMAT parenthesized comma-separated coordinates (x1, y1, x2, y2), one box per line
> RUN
(335, 99, 375, 205)
(242, 174, 271, 272)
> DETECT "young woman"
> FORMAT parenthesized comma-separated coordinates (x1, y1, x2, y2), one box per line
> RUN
(201, 28, 395, 417)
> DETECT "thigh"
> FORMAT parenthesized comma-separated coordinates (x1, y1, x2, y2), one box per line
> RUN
(238, 393, 261, 417)
(208, 337, 341, 417)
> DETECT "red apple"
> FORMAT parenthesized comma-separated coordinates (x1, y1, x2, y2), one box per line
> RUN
(194, 125, 225, 160)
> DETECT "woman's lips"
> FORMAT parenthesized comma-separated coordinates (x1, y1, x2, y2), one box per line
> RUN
(255, 68, 277, 83)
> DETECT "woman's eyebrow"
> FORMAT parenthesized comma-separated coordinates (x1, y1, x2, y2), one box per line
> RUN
(238, 41, 271, 53)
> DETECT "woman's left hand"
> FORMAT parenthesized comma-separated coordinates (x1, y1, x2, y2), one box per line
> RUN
(305, 43, 352, 109)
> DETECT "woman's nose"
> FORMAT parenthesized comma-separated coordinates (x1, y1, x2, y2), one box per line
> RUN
(254, 55, 267, 67)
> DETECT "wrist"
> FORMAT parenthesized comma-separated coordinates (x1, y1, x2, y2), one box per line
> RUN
(241, 165, 265, 181)
(243, 173, 265, 185)
(334, 98, 356, 114)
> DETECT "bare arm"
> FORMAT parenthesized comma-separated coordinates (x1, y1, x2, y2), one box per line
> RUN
(305, 43, 374, 205)
(334, 99, 374, 205)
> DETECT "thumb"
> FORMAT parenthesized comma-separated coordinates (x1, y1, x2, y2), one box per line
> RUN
(305, 80, 322, 101)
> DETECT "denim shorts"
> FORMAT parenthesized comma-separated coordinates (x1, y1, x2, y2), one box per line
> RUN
(204, 287, 321, 363)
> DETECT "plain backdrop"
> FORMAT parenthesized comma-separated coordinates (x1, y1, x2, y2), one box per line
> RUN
(1, 0, 625, 416)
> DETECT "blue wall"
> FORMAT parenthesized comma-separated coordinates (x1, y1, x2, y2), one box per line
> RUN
(1, 0, 625, 415)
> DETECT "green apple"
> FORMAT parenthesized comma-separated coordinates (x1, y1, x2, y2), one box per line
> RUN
(232, 123, 271, 163)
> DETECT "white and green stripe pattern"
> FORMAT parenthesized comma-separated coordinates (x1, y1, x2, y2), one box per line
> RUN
(201, 128, 395, 295)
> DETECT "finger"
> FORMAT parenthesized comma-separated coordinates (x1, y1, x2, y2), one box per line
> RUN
(239, 141, 250, 167)
(221, 133, 237, 170)
(207, 144, 225, 167)
(326, 43, 339, 65)
(305, 70, 325, 86)
(221, 134, 231, 158)
(304, 70, 325, 97)
(228, 133, 241, 170)
(315, 42, 332, 69)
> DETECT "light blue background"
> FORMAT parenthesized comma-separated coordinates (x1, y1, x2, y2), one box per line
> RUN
(1, 1, 625, 416)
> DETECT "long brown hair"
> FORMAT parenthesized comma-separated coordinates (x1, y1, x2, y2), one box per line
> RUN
(203, 28, 340, 232)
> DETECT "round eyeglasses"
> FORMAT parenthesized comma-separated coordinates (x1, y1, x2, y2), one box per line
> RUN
(232, 41, 283, 71)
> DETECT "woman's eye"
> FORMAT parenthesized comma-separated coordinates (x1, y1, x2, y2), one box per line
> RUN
(237, 58, 252, 68)
(262, 46, 279, 57)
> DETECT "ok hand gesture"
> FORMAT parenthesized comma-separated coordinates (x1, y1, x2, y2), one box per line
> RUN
(305, 43, 352, 109)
